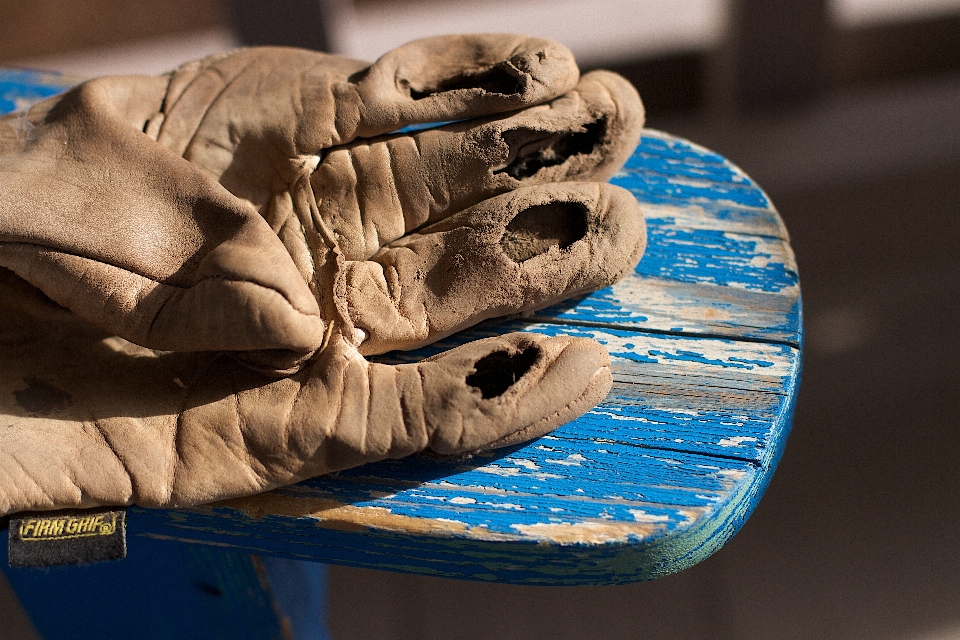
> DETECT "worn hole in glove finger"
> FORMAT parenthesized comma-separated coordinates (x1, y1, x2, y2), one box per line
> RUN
(495, 118, 607, 180)
(500, 202, 587, 263)
(409, 63, 522, 99)
(466, 346, 541, 399)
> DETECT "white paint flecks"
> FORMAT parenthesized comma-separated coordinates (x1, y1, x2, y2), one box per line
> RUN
(546, 454, 588, 467)
(590, 411, 666, 425)
(628, 510, 672, 523)
(476, 466, 563, 481)
(638, 202, 785, 238)
(481, 503, 523, 510)
(525, 325, 797, 379)
(511, 520, 660, 544)
(718, 469, 749, 482)
(475, 466, 520, 477)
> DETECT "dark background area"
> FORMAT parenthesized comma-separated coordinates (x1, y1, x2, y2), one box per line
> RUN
(1, 0, 959, 637)
(327, 6, 960, 633)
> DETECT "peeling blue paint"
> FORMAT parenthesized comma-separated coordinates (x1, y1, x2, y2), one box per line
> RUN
(0, 69, 75, 114)
(0, 73, 801, 586)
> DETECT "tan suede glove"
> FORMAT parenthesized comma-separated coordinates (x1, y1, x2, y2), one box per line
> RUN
(0, 35, 645, 516)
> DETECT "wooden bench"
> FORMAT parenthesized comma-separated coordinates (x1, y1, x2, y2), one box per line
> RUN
(0, 69, 801, 638)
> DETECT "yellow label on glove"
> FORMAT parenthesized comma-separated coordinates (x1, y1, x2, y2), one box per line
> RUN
(17, 513, 118, 541)
(8, 508, 126, 567)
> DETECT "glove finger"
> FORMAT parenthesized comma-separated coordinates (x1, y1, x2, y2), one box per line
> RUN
(348, 34, 580, 139)
(0, 317, 607, 514)
(240, 332, 612, 481)
(312, 70, 644, 260)
(407, 331, 612, 455)
(0, 237, 323, 375)
(338, 182, 645, 356)
(157, 36, 576, 161)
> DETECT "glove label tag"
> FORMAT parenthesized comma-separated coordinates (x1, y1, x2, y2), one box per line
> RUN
(8, 508, 126, 567)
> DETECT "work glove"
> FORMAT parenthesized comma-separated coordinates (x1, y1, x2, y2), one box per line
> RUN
(0, 35, 646, 516)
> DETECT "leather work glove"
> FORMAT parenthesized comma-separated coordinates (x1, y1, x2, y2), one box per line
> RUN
(0, 35, 646, 516)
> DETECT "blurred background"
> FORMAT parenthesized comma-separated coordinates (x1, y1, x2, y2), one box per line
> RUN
(1, 0, 959, 638)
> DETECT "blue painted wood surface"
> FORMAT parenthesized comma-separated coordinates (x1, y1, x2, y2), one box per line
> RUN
(0, 69, 801, 586)
(1, 531, 330, 639)
(0, 69, 77, 114)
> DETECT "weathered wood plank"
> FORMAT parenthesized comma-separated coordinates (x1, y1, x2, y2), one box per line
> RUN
(121, 423, 788, 584)
(112, 323, 798, 584)
(539, 274, 800, 345)
(381, 321, 798, 463)
(530, 130, 800, 344)
(618, 131, 775, 212)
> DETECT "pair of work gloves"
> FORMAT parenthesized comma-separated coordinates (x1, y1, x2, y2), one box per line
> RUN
(0, 35, 646, 517)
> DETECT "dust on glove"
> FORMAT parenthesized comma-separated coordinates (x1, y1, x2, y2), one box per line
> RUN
(0, 35, 645, 516)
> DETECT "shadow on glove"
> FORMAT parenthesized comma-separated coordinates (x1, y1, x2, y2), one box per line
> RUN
(0, 35, 645, 517)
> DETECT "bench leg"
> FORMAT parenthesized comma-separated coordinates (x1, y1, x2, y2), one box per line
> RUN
(1, 534, 330, 640)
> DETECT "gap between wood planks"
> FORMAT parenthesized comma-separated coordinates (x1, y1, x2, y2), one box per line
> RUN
(526, 316, 801, 349)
